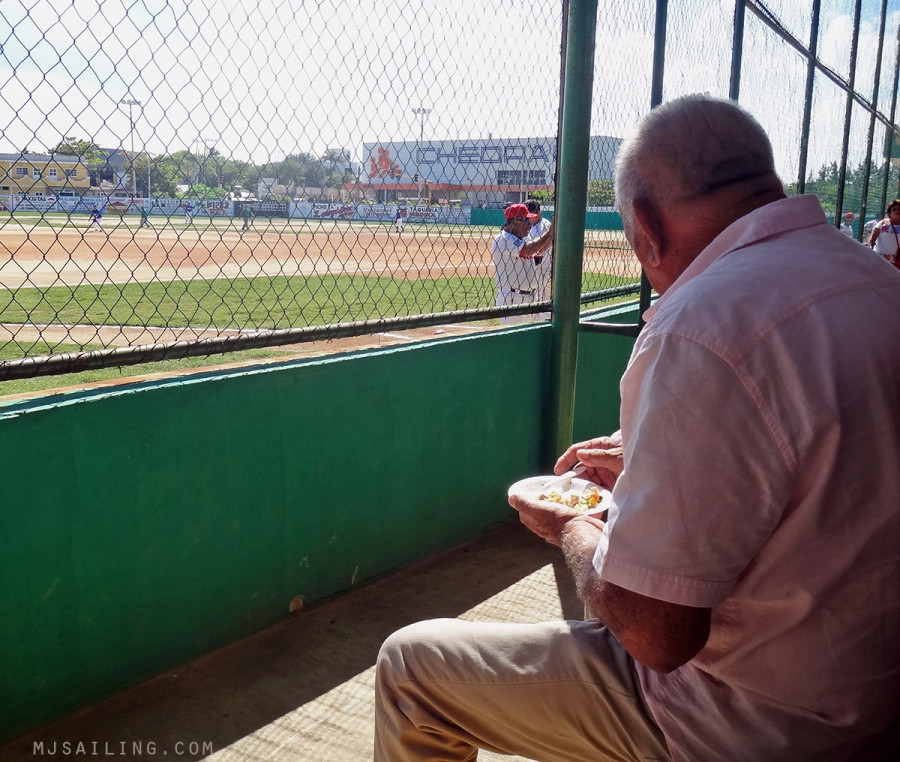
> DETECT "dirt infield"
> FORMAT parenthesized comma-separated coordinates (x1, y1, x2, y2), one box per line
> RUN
(0, 223, 493, 289)
(0, 220, 639, 289)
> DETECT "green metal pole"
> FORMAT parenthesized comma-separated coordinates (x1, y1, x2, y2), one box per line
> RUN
(548, 0, 599, 462)
(879, 25, 900, 212)
(858, 0, 889, 238)
(834, 0, 863, 226)
(728, 0, 745, 101)
(797, 0, 821, 196)
(651, 0, 668, 109)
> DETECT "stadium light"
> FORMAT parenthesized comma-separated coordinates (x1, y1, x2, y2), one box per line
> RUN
(120, 98, 141, 197)
(411, 107, 431, 202)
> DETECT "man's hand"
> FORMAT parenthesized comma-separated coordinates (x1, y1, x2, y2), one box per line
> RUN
(555, 437, 624, 491)
(508, 493, 605, 547)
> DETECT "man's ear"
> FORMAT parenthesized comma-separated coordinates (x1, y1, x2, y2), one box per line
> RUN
(631, 196, 666, 265)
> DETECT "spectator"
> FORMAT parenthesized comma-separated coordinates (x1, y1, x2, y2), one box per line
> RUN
(864, 216, 880, 240)
(374, 94, 900, 762)
(490, 203, 553, 325)
(869, 198, 900, 269)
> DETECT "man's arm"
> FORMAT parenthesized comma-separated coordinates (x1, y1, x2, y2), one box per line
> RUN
(519, 221, 554, 259)
(560, 519, 711, 672)
(509, 495, 711, 673)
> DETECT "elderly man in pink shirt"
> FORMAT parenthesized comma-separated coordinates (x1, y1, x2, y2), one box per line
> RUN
(374, 95, 900, 762)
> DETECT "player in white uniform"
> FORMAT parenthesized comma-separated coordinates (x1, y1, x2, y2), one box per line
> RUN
(525, 200, 553, 317)
(839, 210, 855, 237)
(491, 203, 553, 325)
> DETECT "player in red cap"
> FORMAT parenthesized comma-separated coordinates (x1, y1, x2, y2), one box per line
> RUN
(840, 210, 856, 237)
(491, 204, 554, 324)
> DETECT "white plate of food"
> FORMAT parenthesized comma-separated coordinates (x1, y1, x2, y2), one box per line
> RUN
(507, 473, 610, 515)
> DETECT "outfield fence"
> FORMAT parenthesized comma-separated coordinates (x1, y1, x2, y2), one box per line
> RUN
(0, 0, 898, 380)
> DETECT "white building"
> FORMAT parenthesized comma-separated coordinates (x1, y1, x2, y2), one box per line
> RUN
(346, 135, 622, 206)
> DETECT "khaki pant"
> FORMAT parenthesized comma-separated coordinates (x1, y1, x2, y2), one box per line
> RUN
(374, 618, 670, 762)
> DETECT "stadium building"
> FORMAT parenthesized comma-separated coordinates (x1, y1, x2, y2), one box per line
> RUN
(344, 135, 621, 207)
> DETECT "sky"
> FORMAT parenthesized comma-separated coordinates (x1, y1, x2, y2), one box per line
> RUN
(0, 0, 897, 182)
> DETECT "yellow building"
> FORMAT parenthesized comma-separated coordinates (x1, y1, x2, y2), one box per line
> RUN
(0, 153, 91, 196)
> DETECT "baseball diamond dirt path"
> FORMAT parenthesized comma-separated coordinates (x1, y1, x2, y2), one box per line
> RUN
(0, 222, 639, 289)
(0, 224, 501, 288)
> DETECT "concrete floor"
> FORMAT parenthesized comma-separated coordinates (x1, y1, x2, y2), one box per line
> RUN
(0, 521, 583, 762)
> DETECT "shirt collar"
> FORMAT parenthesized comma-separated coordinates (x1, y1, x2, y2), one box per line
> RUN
(642, 194, 826, 321)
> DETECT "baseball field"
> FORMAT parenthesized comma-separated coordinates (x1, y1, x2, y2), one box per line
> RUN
(0, 213, 640, 389)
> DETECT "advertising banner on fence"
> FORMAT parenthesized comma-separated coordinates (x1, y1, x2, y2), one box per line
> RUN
(405, 205, 437, 222)
(56, 196, 101, 214)
(12, 195, 57, 212)
(2, 195, 471, 224)
(297, 202, 469, 224)
(310, 203, 355, 219)
(354, 203, 394, 221)
(203, 200, 229, 216)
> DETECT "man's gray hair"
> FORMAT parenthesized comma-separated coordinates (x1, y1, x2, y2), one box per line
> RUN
(615, 94, 777, 228)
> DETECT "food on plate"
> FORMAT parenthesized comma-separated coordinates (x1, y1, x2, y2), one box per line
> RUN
(538, 484, 603, 512)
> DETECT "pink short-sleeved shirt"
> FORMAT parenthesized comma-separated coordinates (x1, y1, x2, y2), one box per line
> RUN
(594, 195, 900, 761)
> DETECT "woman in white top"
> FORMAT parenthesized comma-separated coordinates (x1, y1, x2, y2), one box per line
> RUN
(868, 198, 900, 268)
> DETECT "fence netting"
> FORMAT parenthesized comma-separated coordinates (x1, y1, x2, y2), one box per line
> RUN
(0, 0, 898, 381)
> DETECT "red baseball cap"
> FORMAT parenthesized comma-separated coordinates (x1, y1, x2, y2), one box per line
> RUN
(504, 203, 539, 222)
(843, 211, 855, 219)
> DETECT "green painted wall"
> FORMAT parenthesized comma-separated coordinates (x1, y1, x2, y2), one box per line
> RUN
(0, 312, 637, 741)
(572, 304, 640, 442)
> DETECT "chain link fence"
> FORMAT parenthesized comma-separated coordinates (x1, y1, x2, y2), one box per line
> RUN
(0, 0, 898, 381)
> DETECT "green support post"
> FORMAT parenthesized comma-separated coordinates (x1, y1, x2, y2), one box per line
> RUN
(547, 0, 599, 462)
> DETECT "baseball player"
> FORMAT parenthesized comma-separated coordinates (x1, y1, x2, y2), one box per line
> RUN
(525, 200, 553, 314)
(395, 207, 405, 233)
(839, 211, 855, 237)
(88, 205, 104, 232)
(241, 205, 254, 231)
(184, 201, 194, 225)
(491, 203, 553, 325)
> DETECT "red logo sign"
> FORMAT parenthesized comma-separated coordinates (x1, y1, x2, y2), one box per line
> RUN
(368, 147, 403, 179)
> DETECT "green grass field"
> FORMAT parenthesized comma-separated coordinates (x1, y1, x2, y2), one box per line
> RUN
(0, 272, 632, 330)
(0, 274, 496, 328)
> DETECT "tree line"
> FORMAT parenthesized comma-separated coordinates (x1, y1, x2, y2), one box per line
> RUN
(46, 137, 354, 199)
(793, 159, 900, 221)
(46, 137, 900, 213)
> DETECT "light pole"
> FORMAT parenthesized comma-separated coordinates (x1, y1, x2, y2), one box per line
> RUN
(411, 107, 431, 203)
(120, 98, 141, 197)
(194, 136, 214, 187)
